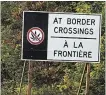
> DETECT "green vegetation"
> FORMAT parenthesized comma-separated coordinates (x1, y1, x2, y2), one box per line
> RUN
(1, 1, 105, 95)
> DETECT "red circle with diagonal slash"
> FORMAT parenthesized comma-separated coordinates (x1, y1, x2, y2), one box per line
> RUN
(27, 27, 44, 45)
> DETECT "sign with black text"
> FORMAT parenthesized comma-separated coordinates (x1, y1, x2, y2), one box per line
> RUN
(22, 11, 101, 63)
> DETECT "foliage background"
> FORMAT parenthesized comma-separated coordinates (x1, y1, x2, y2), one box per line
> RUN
(1, 1, 105, 95)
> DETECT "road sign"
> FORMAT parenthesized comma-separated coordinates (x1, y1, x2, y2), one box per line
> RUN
(22, 11, 101, 63)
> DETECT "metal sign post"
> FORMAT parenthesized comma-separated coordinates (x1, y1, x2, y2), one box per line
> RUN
(77, 63, 87, 95)
(18, 61, 26, 95)
(85, 63, 90, 95)
(27, 61, 33, 95)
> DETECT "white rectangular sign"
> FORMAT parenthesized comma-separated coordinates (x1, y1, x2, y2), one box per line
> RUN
(47, 13, 101, 62)
(22, 12, 101, 63)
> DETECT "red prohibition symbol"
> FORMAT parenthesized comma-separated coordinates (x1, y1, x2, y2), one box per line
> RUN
(27, 27, 44, 45)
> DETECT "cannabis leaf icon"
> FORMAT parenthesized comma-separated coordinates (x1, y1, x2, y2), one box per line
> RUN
(30, 31, 40, 41)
